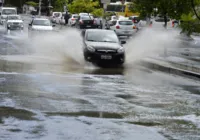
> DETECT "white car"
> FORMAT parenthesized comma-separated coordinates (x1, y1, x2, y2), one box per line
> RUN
(0, 7, 17, 25)
(5, 15, 24, 33)
(110, 19, 137, 36)
(28, 18, 55, 37)
(68, 14, 79, 26)
(151, 16, 173, 29)
(79, 13, 89, 16)
(50, 12, 62, 23)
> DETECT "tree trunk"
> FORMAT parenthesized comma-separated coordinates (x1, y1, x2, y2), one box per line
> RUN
(164, 14, 167, 29)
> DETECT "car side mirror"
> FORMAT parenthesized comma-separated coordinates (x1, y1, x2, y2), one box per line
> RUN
(52, 24, 56, 27)
(29, 23, 32, 26)
(121, 40, 126, 44)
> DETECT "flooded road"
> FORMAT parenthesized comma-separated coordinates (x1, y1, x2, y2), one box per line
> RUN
(0, 24, 200, 140)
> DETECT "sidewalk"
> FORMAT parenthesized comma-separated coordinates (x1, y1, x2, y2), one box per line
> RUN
(140, 56, 200, 79)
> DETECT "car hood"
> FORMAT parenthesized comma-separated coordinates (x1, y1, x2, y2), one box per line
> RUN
(86, 41, 121, 50)
(32, 25, 53, 30)
(7, 20, 23, 23)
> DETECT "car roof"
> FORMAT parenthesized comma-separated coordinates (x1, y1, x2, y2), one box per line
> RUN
(117, 19, 132, 22)
(7, 15, 20, 17)
(33, 18, 49, 21)
(1, 7, 16, 9)
(86, 29, 115, 33)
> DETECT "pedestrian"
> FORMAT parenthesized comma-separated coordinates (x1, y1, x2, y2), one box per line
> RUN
(64, 11, 69, 25)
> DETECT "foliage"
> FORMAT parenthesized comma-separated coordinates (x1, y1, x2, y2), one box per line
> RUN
(92, 8, 104, 17)
(53, 0, 68, 11)
(26, 1, 38, 7)
(68, 0, 102, 16)
(133, 0, 200, 34)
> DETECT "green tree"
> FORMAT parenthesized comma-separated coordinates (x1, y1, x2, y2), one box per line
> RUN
(133, 0, 200, 34)
(68, 0, 102, 16)
(53, 0, 68, 11)
(26, 1, 39, 7)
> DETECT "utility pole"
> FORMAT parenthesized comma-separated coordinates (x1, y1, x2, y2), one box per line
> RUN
(39, 0, 42, 16)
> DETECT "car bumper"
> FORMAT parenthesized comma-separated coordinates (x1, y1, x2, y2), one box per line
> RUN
(8, 25, 23, 30)
(80, 25, 98, 29)
(115, 30, 136, 36)
(84, 50, 125, 64)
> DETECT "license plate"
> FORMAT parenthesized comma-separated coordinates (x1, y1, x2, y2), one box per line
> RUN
(87, 25, 91, 27)
(101, 55, 112, 59)
(124, 31, 129, 33)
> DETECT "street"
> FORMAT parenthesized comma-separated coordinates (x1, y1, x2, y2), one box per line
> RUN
(0, 15, 200, 140)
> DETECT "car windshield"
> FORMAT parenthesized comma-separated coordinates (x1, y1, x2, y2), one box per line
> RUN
(53, 13, 61, 17)
(2, 9, 16, 15)
(86, 31, 119, 43)
(8, 16, 20, 20)
(119, 21, 133, 25)
(32, 19, 51, 26)
(81, 16, 91, 20)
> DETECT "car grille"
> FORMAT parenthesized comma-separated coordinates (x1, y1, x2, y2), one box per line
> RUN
(13, 23, 20, 25)
(96, 49, 117, 54)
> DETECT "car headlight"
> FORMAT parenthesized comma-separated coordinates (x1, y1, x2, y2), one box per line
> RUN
(117, 47, 125, 53)
(87, 45, 95, 52)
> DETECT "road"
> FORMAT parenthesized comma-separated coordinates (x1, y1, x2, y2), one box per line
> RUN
(0, 15, 200, 140)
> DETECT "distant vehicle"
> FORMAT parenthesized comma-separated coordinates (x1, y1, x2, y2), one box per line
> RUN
(50, 12, 62, 23)
(110, 19, 137, 37)
(94, 17, 103, 29)
(5, 15, 24, 33)
(106, 16, 117, 29)
(75, 15, 98, 29)
(151, 15, 173, 29)
(58, 12, 66, 25)
(68, 14, 79, 26)
(28, 18, 55, 37)
(83, 29, 126, 66)
(79, 13, 89, 16)
(129, 16, 140, 24)
(106, 2, 139, 17)
(0, 7, 17, 25)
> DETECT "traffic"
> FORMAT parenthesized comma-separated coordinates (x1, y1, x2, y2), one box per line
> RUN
(0, 3, 179, 68)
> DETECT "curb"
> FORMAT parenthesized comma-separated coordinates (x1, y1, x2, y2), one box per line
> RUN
(140, 58, 200, 80)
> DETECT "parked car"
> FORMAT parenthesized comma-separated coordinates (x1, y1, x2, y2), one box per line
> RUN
(105, 16, 117, 29)
(5, 15, 24, 33)
(50, 12, 62, 23)
(151, 15, 173, 29)
(75, 15, 98, 29)
(79, 13, 89, 16)
(94, 17, 103, 29)
(68, 14, 79, 26)
(110, 19, 137, 37)
(28, 18, 55, 37)
(83, 29, 126, 66)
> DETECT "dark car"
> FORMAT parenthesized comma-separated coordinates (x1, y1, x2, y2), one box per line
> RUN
(75, 15, 98, 29)
(83, 29, 126, 66)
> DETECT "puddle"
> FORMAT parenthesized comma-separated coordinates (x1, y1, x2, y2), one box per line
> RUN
(0, 106, 36, 121)
(45, 111, 124, 119)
